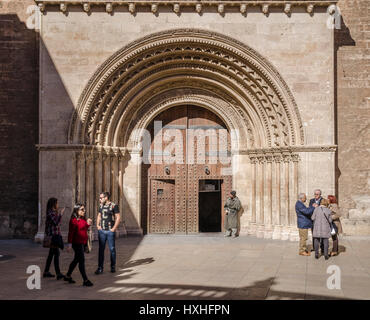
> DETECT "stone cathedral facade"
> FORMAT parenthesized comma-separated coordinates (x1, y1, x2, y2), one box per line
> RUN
(0, 0, 369, 239)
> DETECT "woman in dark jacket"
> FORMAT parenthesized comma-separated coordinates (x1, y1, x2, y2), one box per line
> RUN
(43, 197, 66, 279)
(328, 195, 343, 256)
(64, 203, 93, 286)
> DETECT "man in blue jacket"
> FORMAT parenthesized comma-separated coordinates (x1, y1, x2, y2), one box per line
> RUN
(295, 193, 318, 256)
(309, 189, 323, 207)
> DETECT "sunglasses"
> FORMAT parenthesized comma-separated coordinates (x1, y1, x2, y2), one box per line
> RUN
(79, 208, 85, 211)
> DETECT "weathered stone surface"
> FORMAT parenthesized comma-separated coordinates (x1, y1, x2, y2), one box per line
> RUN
(0, 0, 38, 238)
(336, 0, 370, 234)
(1, 1, 369, 239)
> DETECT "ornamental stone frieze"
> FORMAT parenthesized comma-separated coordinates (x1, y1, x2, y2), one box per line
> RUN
(35, 1, 338, 15)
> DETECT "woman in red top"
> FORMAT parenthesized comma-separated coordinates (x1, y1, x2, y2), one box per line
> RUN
(64, 203, 93, 286)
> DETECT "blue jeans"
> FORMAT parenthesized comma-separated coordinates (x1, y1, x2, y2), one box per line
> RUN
(98, 230, 116, 268)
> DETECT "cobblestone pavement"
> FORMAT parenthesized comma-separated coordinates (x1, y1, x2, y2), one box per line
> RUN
(0, 234, 369, 300)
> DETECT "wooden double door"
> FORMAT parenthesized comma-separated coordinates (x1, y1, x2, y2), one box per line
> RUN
(141, 105, 232, 234)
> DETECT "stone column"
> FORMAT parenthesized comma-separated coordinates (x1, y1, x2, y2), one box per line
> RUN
(272, 154, 282, 239)
(256, 156, 265, 237)
(248, 155, 258, 236)
(264, 154, 273, 238)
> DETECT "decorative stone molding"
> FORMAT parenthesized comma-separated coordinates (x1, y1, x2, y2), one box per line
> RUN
(34, 1, 338, 15)
(195, 3, 202, 13)
(129, 2, 135, 14)
(234, 145, 337, 155)
(248, 150, 300, 164)
(60, 2, 67, 12)
(82, 2, 90, 12)
(262, 4, 269, 15)
(240, 4, 247, 14)
(328, 3, 337, 14)
(217, 3, 225, 14)
(306, 3, 314, 13)
(38, 2, 45, 12)
(106, 2, 113, 13)
(173, 3, 180, 14)
(284, 3, 292, 14)
(151, 3, 158, 13)
(36, 144, 127, 156)
(69, 29, 305, 150)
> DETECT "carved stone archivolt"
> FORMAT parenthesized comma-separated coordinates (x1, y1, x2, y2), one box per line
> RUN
(64, 29, 315, 239)
(69, 29, 304, 151)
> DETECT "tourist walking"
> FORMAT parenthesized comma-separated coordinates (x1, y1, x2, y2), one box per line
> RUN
(43, 197, 66, 280)
(95, 192, 121, 274)
(295, 193, 317, 256)
(224, 191, 241, 238)
(311, 198, 332, 260)
(328, 195, 343, 256)
(65, 203, 93, 287)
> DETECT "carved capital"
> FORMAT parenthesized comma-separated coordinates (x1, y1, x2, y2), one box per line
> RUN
(273, 154, 283, 163)
(257, 156, 266, 164)
(265, 154, 273, 163)
(195, 3, 202, 14)
(282, 153, 291, 163)
(291, 154, 300, 162)
(249, 155, 258, 164)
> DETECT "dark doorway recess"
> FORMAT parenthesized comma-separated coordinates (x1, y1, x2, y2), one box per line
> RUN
(199, 180, 222, 232)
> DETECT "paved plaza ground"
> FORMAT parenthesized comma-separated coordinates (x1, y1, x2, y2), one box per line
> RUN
(0, 234, 369, 300)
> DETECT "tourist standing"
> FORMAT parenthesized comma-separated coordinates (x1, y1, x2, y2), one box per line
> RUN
(43, 197, 66, 280)
(65, 203, 93, 286)
(95, 192, 120, 274)
(328, 195, 343, 256)
(295, 193, 317, 256)
(311, 198, 332, 260)
(224, 191, 241, 238)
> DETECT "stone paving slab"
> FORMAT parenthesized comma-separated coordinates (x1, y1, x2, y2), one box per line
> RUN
(0, 235, 369, 300)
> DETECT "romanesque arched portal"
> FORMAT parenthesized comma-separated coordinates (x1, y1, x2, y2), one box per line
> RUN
(69, 29, 305, 239)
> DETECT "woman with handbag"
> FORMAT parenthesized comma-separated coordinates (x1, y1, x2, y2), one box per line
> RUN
(43, 197, 66, 279)
(311, 198, 333, 260)
(328, 195, 343, 256)
(64, 203, 93, 287)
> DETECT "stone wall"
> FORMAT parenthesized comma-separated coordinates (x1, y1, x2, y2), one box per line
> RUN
(0, 0, 38, 238)
(37, 6, 335, 238)
(1, 0, 369, 238)
(336, 0, 370, 234)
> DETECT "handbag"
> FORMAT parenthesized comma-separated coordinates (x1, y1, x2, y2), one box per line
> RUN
(51, 234, 64, 250)
(323, 208, 337, 235)
(42, 234, 52, 248)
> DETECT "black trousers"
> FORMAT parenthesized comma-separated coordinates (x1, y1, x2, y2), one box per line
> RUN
(67, 243, 88, 281)
(44, 247, 61, 274)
